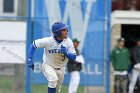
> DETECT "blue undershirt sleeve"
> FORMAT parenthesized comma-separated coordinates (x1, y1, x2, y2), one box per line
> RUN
(65, 53, 76, 61)
(28, 44, 36, 60)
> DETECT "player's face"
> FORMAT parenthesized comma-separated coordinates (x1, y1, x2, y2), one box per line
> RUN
(137, 41, 140, 46)
(73, 42, 79, 48)
(118, 41, 125, 47)
(61, 29, 68, 39)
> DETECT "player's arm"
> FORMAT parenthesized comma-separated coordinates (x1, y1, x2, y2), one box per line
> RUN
(27, 43, 36, 70)
(27, 38, 47, 70)
(61, 45, 76, 61)
(110, 49, 115, 68)
(132, 47, 139, 63)
(61, 38, 76, 61)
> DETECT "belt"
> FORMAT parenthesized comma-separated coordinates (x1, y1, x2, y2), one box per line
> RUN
(54, 68, 60, 70)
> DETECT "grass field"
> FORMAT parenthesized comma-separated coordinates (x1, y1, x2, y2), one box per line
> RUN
(0, 75, 84, 93)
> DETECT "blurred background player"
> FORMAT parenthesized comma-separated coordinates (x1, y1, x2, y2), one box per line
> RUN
(110, 38, 130, 93)
(67, 38, 85, 93)
(27, 21, 76, 93)
(129, 38, 140, 93)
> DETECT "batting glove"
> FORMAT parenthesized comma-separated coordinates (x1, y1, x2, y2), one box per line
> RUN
(61, 45, 68, 55)
(27, 59, 34, 70)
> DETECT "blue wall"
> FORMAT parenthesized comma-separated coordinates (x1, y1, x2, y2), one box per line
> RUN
(32, 0, 108, 86)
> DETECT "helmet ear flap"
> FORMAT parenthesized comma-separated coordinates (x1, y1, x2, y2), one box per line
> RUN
(58, 30, 62, 36)
(52, 30, 61, 37)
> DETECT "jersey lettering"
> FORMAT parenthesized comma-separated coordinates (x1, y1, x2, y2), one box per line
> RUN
(48, 49, 62, 53)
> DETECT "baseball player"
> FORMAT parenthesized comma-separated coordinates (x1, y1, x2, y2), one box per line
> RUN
(27, 21, 76, 93)
(128, 38, 140, 93)
(67, 38, 83, 93)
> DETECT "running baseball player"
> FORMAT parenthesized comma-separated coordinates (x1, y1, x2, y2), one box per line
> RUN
(27, 21, 76, 93)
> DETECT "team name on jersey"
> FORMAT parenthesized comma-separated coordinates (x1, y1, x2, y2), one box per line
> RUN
(48, 49, 62, 54)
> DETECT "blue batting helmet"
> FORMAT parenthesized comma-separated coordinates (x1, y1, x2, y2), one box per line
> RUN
(52, 21, 68, 36)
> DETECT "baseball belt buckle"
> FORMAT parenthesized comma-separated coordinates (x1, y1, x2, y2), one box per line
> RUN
(54, 68, 60, 70)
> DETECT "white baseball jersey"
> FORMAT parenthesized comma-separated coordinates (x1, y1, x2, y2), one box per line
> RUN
(33, 36, 76, 68)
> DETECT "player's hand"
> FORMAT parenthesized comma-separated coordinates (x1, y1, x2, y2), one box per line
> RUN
(61, 45, 68, 55)
(27, 59, 34, 70)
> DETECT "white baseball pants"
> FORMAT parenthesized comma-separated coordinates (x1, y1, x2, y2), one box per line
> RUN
(129, 68, 140, 93)
(68, 71, 80, 93)
(42, 63, 65, 93)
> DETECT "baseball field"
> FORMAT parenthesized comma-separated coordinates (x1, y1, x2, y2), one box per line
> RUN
(0, 76, 84, 93)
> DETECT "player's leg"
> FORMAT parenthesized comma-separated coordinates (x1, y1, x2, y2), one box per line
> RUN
(55, 67, 65, 93)
(114, 75, 121, 93)
(68, 71, 80, 93)
(42, 63, 58, 93)
(121, 75, 128, 93)
(128, 69, 139, 93)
